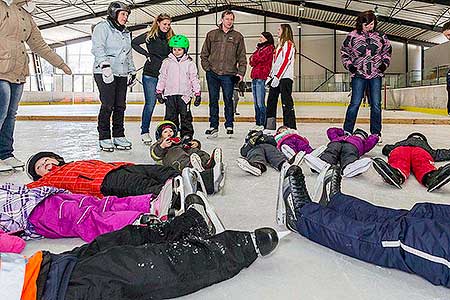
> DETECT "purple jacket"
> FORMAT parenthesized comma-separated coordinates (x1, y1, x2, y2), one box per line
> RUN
(327, 127, 379, 156)
(341, 30, 392, 79)
(275, 129, 313, 154)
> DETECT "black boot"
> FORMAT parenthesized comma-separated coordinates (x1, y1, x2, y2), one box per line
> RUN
(282, 165, 311, 232)
(372, 158, 404, 189)
(426, 164, 450, 192)
(254, 227, 279, 256)
(185, 193, 225, 235)
(319, 165, 342, 207)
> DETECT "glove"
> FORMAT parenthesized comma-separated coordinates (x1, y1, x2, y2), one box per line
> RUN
(378, 64, 387, 73)
(270, 76, 280, 88)
(265, 77, 273, 86)
(194, 95, 201, 107)
(127, 73, 137, 87)
(101, 63, 113, 84)
(348, 65, 357, 74)
(247, 130, 263, 146)
(156, 93, 166, 104)
(238, 81, 246, 97)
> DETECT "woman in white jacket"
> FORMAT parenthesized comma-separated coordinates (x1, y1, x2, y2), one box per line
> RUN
(265, 24, 296, 130)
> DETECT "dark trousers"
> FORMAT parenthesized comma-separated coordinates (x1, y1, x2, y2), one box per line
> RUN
(164, 95, 194, 138)
(296, 192, 450, 288)
(65, 209, 258, 300)
(266, 78, 296, 129)
(247, 144, 286, 171)
(94, 74, 128, 140)
(320, 141, 359, 169)
(206, 71, 234, 128)
(446, 69, 450, 114)
(101, 165, 180, 198)
(344, 76, 382, 135)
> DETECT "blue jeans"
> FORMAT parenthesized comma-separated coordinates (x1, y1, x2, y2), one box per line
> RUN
(0, 80, 23, 159)
(344, 76, 382, 135)
(141, 75, 158, 134)
(206, 71, 234, 128)
(252, 79, 266, 126)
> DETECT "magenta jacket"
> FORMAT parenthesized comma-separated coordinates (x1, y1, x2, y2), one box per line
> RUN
(275, 129, 313, 154)
(156, 53, 201, 103)
(341, 30, 392, 79)
(327, 127, 379, 156)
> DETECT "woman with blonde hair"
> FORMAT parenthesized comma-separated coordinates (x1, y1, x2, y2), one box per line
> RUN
(265, 24, 297, 130)
(132, 13, 175, 145)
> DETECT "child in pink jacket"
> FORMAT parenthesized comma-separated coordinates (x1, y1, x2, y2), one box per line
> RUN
(156, 35, 201, 139)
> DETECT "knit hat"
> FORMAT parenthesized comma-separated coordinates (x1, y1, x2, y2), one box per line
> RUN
(407, 132, 427, 142)
(353, 128, 368, 139)
(26, 151, 65, 181)
(155, 120, 178, 140)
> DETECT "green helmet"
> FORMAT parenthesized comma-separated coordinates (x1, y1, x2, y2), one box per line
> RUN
(169, 35, 190, 49)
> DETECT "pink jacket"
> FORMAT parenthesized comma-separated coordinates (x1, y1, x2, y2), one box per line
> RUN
(156, 53, 201, 103)
(0, 229, 26, 253)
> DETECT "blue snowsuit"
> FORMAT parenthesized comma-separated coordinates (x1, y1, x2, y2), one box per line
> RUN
(295, 192, 450, 287)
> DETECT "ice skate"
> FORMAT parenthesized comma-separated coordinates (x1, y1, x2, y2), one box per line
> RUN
(113, 137, 132, 150)
(205, 127, 218, 139)
(281, 144, 296, 160)
(252, 227, 279, 257)
(99, 139, 114, 152)
(318, 166, 342, 207)
(427, 163, 450, 192)
(342, 157, 373, 178)
(280, 165, 312, 232)
(372, 158, 404, 189)
(190, 153, 205, 172)
(2, 156, 25, 171)
(185, 192, 225, 235)
(290, 151, 306, 166)
(151, 178, 176, 221)
(0, 160, 13, 175)
(276, 161, 291, 225)
(236, 158, 262, 176)
(226, 127, 234, 138)
(141, 133, 152, 145)
(212, 148, 225, 193)
(312, 163, 331, 202)
(304, 154, 329, 173)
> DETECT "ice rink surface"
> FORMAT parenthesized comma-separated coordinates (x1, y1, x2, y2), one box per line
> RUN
(3, 120, 450, 300)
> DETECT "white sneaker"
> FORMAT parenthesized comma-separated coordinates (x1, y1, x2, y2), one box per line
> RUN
(141, 133, 152, 145)
(342, 157, 373, 178)
(0, 160, 13, 173)
(190, 153, 205, 172)
(2, 156, 25, 169)
(236, 158, 262, 176)
(281, 145, 296, 160)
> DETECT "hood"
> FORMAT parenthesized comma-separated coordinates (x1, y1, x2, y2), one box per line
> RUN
(167, 53, 189, 62)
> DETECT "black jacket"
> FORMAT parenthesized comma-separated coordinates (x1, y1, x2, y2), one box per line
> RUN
(382, 133, 450, 162)
(131, 30, 170, 78)
(240, 131, 277, 157)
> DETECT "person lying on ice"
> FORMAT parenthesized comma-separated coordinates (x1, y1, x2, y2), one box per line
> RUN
(1, 193, 279, 300)
(150, 120, 224, 194)
(373, 132, 450, 192)
(0, 181, 176, 253)
(305, 127, 379, 178)
(279, 163, 450, 288)
(236, 129, 305, 176)
(372, 132, 450, 191)
(25, 151, 181, 198)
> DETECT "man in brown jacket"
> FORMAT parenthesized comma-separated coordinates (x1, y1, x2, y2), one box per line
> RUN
(0, 0, 71, 173)
(200, 10, 247, 138)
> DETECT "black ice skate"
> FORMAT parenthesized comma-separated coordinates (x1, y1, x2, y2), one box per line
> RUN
(372, 158, 404, 189)
(253, 227, 279, 256)
(205, 127, 218, 139)
(226, 127, 234, 138)
(427, 163, 450, 192)
(186, 193, 225, 235)
(318, 166, 342, 207)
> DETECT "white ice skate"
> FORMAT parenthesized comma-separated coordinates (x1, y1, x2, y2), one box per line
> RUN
(141, 133, 152, 145)
(113, 137, 132, 150)
(312, 164, 332, 202)
(151, 178, 175, 221)
(305, 154, 330, 173)
(276, 162, 291, 225)
(212, 148, 225, 193)
(342, 157, 373, 178)
(281, 145, 296, 160)
(236, 158, 262, 176)
(0, 160, 13, 176)
(2, 156, 25, 171)
(205, 128, 218, 139)
(190, 153, 205, 172)
(99, 139, 114, 152)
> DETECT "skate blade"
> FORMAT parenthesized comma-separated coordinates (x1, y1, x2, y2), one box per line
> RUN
(236, 160, 261, 176)
(428, 174, 450, 192)
(100, 147, 114, 152)
(372, 160, 402, 189)
(206, 133, 218, 139)
(0, 170, 14, 176)
(115, 146, 132, 150)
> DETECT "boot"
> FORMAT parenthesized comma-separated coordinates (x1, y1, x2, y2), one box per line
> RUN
(253, 227, 279, 256)
(282, 165, 311, 232)
(426, 164, 450, 192)
(372, 158, 404, 189)
(236, 158, 264, 176)
(319, 166, 342, 207)
(185, 193, 225, 235)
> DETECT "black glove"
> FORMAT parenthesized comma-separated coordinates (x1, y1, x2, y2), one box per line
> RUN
(127, 73, 136, 87)
(247, 130, 263, 146)
(194, 95, 201, 107)
(156, 93, 166, 104)
(379, 63, 387, 73)
(238, 81, 246, 97)
(348, 65, 357, 74)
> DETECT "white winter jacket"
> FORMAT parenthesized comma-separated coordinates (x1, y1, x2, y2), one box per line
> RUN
(270, 40, 295, 80)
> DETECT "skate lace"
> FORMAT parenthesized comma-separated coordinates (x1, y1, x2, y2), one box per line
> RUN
(330, 169, 342, 196)
(289, 173, 311, 206)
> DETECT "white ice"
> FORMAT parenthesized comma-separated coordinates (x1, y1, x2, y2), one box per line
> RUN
(2, 120, 450, 300)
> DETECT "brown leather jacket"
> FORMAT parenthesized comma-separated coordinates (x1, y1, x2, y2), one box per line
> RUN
(0, 0, 68, 83)
(200, 26, 247, 76)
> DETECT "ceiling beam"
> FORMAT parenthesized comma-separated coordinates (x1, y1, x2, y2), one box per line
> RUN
(413, 0, 450, 6)
(273, 0, 443, 32)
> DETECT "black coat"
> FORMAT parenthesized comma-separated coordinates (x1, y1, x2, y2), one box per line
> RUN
(382, 133, 450, 162)
(131, 30, 170, 78)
